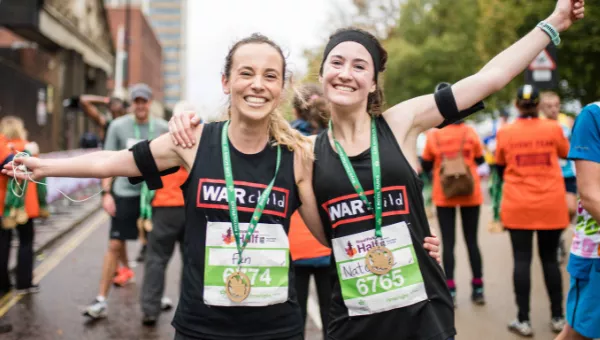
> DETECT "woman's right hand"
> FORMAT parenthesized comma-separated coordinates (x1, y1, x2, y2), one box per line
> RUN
(102, 193, 116, 217)
(2, 155, 43, 181)
(169, 111, 201, 148)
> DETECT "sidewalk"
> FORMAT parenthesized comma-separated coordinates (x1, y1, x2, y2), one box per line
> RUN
(8, 184, 103, 271)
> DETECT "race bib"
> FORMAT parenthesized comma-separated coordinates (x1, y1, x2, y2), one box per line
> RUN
(332, 222, 427, 316)
(126, 138, 142, 149)
(571, 201, 600, 258)
(203, 221, 290, 306)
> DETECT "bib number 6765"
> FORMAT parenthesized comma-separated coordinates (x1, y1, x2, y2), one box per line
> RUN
(356, 269, 405, 295)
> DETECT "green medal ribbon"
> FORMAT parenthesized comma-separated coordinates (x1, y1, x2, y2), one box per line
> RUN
(3, 150, 30, 228)
(329, 118, 383, 238)
(221, 121, 281, 266)
(134, 120, 155, 222)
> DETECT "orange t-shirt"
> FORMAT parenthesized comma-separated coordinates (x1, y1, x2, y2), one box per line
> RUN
(495, 118, 569, 230)
(152, 167, 188, 207)
(422, 124, 484, 207)
(0, 139, 40, 218)
(289, 211, 331, 261)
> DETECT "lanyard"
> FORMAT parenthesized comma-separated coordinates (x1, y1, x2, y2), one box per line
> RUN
(329, 118, 382, 237)
(221, 121, 281, 265)
(135, 119, 155, 219)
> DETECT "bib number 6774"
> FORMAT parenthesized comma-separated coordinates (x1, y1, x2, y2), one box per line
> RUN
(356, 269, 405, 295)
(223, 267, 272, 286)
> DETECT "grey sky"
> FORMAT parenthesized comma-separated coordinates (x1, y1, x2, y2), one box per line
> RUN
(185, 0, 352, 120)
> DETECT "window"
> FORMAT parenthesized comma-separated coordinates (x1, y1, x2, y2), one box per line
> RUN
(166, 97, 180, 106)
(165, 84, 181, 91)
(163, 59, 178, 65)
(159, 33, 181, 41)
(163, 46, 179, 53)
(149, 7, 180, 15)
(151, 20, 180, 28)
(164, 71, 180, 78)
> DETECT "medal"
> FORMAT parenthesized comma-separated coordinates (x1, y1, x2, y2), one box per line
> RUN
(221, 121, 281, 302)
(329, 118, 394, 275)
(225, 270, 252, 302)
(366, 246, 394, 275)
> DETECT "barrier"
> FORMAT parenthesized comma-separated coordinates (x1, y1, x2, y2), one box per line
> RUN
(39, 148, 102, 203)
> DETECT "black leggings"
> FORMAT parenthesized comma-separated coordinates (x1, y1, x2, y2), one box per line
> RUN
(294, 265, 331, 340)
(509, 229, 563, 322)
(436, 206, 482, 281)
(0, 219, 35, 291)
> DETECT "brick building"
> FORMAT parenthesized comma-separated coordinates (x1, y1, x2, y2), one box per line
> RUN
(106, 7, 163, 104)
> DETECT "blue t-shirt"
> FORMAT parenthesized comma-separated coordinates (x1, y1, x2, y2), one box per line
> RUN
(566, 102, 600, 277)
(560, 122, 576, 178)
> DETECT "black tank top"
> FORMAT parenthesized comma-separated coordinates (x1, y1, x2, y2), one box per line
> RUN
(172, 121, 303, 339)
(313, 116, 455, 340)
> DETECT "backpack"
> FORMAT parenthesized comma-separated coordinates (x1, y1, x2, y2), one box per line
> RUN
(436, 132, 474, 198)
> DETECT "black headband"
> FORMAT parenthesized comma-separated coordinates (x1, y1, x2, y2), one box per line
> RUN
(320, 30, 382, 81)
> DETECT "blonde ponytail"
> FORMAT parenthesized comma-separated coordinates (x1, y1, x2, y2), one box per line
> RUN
(268, 111, 314, 161)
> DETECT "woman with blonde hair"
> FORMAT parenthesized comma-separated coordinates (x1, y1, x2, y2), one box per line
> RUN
(0, 116, 41, 296)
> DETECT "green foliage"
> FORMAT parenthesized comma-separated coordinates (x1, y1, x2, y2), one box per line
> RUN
(301, 0, 600, 117)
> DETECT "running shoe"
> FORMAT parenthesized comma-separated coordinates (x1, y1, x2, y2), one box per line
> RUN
(161, 296, 173, 311)
(113, 267, 135, 287)
(16, 284, 40, 295)
(83, 298, 107, 319)
(471, 286, 485, 305)
(550, 317, 566, 333)
(508, 319, 534, 337)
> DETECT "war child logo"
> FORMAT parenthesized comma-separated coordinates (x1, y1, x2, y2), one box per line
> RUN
(322, 186, 409, 228)
(197, 178, 289, 217)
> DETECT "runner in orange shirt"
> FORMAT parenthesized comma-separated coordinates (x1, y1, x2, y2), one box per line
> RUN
(0, 116, 41, 296)
(495, 85, 569, 336)
(422, 83, 486, 307)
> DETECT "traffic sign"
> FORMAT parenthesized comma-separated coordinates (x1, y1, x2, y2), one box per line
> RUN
(525, 43, 558, 89)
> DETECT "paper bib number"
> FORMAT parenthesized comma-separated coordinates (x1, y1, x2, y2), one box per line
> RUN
(203, 221, 290, 306)
(332, 222, 428, 316)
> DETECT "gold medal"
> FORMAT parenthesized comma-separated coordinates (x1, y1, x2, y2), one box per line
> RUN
(225, 271, 251, 302)
(365, 246, 394, 275)
(15, 208, 29, 225)
(143, 219, 153, 232)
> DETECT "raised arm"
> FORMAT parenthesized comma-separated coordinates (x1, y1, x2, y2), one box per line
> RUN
(79, 95, 110, 127)
(385, 0, 584, 136)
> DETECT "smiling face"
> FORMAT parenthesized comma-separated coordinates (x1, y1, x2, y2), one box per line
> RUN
(222, 43, 284, 123)
(320, 41, 377, 111)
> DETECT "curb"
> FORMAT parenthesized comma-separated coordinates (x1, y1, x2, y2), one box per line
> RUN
(8, 204, 102, 272)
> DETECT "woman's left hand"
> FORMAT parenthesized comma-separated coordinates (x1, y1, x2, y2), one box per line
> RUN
(424, 232, 441, 265)
(548, 0, 585, 32)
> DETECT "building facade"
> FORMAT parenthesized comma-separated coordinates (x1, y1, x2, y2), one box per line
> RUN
(106, 7, 163, 103)
(0, 0, 115, 152)
(106, 0, 186, 110)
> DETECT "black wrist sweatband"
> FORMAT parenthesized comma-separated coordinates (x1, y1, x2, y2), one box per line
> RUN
(434, 86, 485, 128)
(127, 140, 179, 189)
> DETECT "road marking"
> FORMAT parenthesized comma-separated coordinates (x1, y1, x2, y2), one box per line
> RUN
(0, 212, 108, 317)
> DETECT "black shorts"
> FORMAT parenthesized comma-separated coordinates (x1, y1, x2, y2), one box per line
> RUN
(564, 176, 577, 194)
(110, 195, 141, 240)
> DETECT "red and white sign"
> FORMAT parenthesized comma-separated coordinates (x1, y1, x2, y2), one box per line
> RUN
(528, 49, 556, 70)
